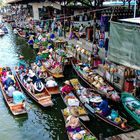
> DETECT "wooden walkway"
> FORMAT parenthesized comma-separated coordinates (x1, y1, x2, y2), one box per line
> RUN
(106, 130, 140, 140)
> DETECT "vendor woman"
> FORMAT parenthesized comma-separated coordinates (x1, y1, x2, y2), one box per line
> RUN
(61, 80, 74, 94)
(97, 94, 111, 116)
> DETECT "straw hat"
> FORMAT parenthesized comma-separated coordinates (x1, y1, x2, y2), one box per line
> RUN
(40, 66, 46, 72)
(81, 49, 85, 54)
(49, 48, 53, 52)
(19, 55, 24, 59)
(37, 52, 41, 55)
(70, 107, 79, 117)
(64, 80, 70, 85)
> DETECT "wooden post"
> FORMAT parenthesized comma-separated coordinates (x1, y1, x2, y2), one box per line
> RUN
(93, 12, 96, 43)
(64, 0, 66, 38)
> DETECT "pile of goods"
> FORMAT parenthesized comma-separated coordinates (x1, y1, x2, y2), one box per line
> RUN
(64, 107, 87, 116)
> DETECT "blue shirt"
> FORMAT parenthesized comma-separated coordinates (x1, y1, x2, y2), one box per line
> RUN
(18, 59, 26, 69)
(35, 55, 42, 64)
(99, 99, 109, 113)
(4, 78, 14, 89)
(13, 91, 26, 104)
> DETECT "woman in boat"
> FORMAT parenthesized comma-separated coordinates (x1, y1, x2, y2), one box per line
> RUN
(18, 55, 26, 70)
(61, 80, 74, 94)
(97, 94, 111, 116)
(28, 69, 37, 83)
(26, 78, 35, 93)
(5, 82, 16, 97)
(66, 109, 80, 132)
(1, 72, 7, 84)
(12, 90, 26, 104)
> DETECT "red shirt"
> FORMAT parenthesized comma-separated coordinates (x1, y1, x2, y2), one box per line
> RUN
(61, 85, 74, 94)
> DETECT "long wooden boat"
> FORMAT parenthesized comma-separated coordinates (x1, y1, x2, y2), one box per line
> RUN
(15, 71, 54, 107)
(60, 87, 90, 121)
(121, 92, 140, 124)
(71, 59, 120, 102)
(70, 78, 133, 132)
(42, 62, 64, 78)
(0, 69, 27, 115)
(61, 109, 97, 140)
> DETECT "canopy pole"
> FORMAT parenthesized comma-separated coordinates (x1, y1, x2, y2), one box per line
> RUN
(134, 0, 137, 18)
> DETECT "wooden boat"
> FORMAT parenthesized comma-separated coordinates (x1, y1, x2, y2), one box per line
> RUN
(61, 109, 97, 140)
(46, 84, 60, 95)
(71, 59, 120, 102)
(60, 86, 90, 121)
(121, 92, 140, 124)
(15, 70, 54, 107)
(42, 61, 64, 78)
(31, 63, 60, 95)
(70, 78, 133, 132)
(0, 69, 27, 115)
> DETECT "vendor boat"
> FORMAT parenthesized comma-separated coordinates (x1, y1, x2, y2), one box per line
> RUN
(71, 59, 120, 102)
(70, 78, 133, 132)
(0, 68, 27, 115)
(15, 69, 54, 107)
(121, 92, 140, 124)
(42, 61, 64, 78)
(60, 85, 90, 121)
(61, 109, 97, 140)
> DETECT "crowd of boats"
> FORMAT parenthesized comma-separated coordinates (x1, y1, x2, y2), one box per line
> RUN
(0, 19, 140, 140)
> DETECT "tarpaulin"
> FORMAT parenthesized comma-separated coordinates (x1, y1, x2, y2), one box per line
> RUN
(108, 21, 140, 70)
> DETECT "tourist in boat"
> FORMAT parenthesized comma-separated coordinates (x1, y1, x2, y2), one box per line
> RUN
(46, 76, 57, 87)
(28, 69, 37, 83)
(61, 80, 74, 94)
(35, 52, 42, 65)
(18, 55, 26, 70)
(97, 94, 111, 116)
(26, 78, 35, 93)
(28, 35, 34, 47)
(5, 82, 16, 97)
(7, 71, 15, 83)
(13, 90, 26, 104)
(1, 72, 7, 84)
(4, 77, 14, 89)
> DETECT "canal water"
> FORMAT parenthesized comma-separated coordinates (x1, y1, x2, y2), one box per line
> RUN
(0, 24, 139, 140)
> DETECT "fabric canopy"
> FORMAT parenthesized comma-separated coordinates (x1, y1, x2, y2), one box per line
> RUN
(108, 21, 140, 70)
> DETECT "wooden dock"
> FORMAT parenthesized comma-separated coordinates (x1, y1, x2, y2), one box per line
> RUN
(105, 130, 140, 140)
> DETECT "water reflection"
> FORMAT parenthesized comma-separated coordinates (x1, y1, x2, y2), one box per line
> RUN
(0, 24, 67, 140)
